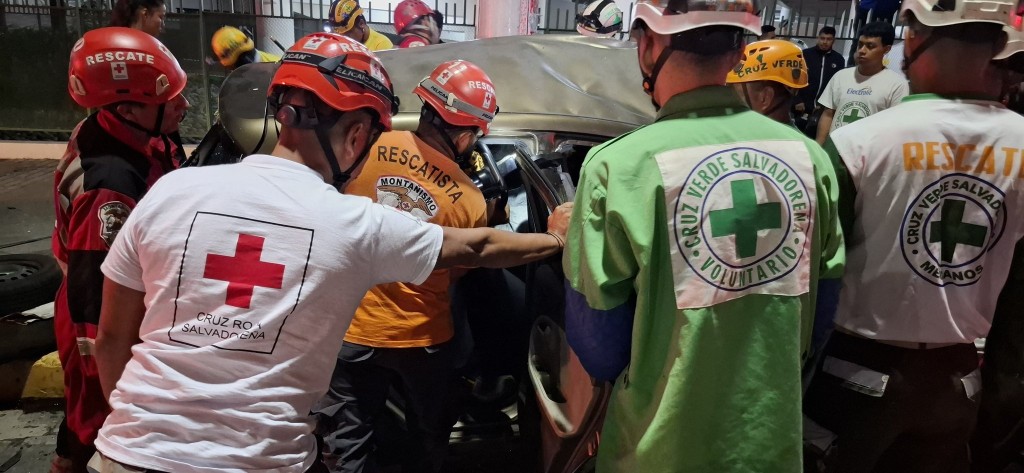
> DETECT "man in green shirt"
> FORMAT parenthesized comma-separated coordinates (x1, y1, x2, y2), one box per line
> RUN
(562, 1, 845, 471)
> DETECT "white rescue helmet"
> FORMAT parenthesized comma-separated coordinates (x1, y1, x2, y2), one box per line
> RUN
(900, 0, 1024, 28)
(577, 0, 624, 37)
(631, 0, 762, 37)
(996, 24, 1024, 59)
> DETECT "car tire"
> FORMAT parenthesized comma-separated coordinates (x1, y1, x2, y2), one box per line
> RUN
(0, 254, 62, 316)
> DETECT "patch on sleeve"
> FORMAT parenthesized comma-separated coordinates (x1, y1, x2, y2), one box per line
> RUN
(97, 201, 131, 247)
(654, 141, 817, 309)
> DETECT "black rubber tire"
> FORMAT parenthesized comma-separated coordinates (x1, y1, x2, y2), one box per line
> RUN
(0, 254, 62, 316)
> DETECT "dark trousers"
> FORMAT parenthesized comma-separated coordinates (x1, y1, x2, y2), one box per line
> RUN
(804, 331, 981, 473)
(314, 341, 458, 473)
(56, 417, 95, 473)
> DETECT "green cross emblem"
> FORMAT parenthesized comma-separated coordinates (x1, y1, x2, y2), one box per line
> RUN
(842, 108, 864, 124)
(929, 199, 987, 263)
(709, 179, 782, 258)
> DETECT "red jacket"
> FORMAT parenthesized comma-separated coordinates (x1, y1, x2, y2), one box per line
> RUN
(52, 109, 178, 445)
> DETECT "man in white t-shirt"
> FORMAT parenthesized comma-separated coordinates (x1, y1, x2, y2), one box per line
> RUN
(803, 1, 1024, 470)
(89, 33, 572, 473)
(815, 21, 909, 144)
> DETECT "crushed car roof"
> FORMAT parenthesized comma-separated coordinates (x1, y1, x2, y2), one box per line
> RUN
(218, 35, 656, 153)
(377, 35, 656, 134)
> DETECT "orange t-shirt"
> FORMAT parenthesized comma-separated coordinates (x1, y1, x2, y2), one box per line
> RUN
(344, 131, 487, 347)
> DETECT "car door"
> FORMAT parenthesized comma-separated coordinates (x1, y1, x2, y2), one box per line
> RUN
(509, 142, 611, 473)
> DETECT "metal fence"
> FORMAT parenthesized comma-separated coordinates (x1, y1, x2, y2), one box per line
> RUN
(539, 0, 900, 43)
(0, 0, 475, 141)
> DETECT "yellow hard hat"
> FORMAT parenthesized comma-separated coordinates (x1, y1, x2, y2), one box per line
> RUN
(726, 39, 809, 89)
(211, 26, 254, 67)
(328, 0, 363, 34)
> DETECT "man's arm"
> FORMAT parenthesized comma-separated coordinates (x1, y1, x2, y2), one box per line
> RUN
(95, 277, 146, 401)
(815, 108, 835, 145)
(823, 138, 857, 237)
(561, 155, 641, 383)
(435, 202, 571, 270)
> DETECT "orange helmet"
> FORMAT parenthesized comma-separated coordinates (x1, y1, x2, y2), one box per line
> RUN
(269, 33, 399, 130)
(726, 39, 808, 89)
(414, 60, 498, 134)
(68, 27, 186, 109)
(394, 0, 435, 34)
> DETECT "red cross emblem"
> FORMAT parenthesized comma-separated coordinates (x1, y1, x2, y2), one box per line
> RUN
(111, 62, 128, 80)
(203, 234, 286, 309)
(303, 36, 328, 50)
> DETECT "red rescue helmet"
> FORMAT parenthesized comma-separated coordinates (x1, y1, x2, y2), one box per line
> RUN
(414, 60, 498, 134)
(394, 0, 435, 34)
(68, 26, 186, 109)
(269, 32, 399, 130)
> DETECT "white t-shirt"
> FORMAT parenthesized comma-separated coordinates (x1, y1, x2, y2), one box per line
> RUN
(98, 155, 443, 473)
(830, 96, 1024, 343)
(819, 67, 909, 132)
(884, 42, 906, 79)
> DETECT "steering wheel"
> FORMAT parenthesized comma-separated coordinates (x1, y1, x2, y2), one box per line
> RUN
(463, 140, 508, 203)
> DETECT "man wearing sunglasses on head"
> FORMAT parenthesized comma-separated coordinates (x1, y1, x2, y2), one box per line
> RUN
(91, 34, 571, 473)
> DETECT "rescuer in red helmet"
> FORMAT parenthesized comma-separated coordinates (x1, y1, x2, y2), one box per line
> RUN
(51, 26, 188, 473)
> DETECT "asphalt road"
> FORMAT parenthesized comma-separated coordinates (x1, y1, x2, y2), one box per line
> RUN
(0, 159, 55, 257)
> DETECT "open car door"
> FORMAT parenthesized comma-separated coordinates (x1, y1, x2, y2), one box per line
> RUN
(512, 145, 612, 473)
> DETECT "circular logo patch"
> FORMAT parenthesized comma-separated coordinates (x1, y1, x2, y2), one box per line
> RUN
(900, 174, 1006, 287)
(835, 100, 870, 129)
(376, 175, 438, 221)
(97, 201, 131, 248)
(674, 147, 812, 291)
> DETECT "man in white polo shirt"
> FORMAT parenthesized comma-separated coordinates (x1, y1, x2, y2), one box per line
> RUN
(815, 21, 908, 144)
(90, 32, 572, 473)
(802, 0, 1024, 470)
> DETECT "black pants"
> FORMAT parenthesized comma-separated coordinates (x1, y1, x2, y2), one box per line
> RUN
(314, 341, 458, 473)
(804, 331, 981, 473)
(56, 416, 95, 473)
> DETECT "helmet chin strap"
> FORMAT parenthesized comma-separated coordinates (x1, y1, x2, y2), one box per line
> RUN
(112, 103, 167, 137)
(313, 113, 373, 190)
(743, 82, 789, 118)
(762, 95, 789, 118)
(902, 30, 943, 73)
(642, 45, 675, 111)
(740, 83, 755, 108)
(421, 107, 473, 165)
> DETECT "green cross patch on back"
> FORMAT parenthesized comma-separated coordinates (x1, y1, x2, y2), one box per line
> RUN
(709, 179, 782, 258)
(929, 199, 987, 263)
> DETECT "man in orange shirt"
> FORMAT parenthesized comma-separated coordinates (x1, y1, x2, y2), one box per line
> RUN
(315, 59, 498, 473)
